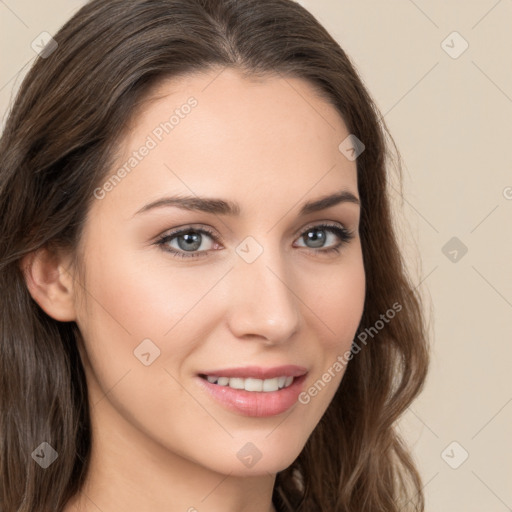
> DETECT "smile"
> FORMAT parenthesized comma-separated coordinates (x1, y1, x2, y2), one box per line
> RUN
(196, 373, 308, 417)
(199, 374, 294, 392)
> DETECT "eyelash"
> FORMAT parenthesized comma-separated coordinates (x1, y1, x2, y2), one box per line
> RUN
(155, 223, 355, 260)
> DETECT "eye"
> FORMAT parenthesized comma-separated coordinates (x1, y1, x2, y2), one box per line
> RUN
(155, 225, 219, 259)
(155, 223, 354, 259)
(293, 223, 354, 255)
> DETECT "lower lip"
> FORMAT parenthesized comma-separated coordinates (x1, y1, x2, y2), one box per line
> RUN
(196, 374, 307, 417)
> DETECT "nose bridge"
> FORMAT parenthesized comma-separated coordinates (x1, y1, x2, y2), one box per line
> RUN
(226, 239, 301, 343)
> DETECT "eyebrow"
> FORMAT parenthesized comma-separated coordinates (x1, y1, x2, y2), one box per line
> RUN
(133, 190, 360, 217)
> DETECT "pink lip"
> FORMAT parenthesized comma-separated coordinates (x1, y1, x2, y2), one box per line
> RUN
(197, 365, 307, 380)
(196, 373, 308, 417)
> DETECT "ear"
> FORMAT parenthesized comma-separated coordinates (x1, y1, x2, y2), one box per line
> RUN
(20, 245, 78, 322)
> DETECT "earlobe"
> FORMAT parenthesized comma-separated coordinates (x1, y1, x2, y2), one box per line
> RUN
(20, 246, 77, 322)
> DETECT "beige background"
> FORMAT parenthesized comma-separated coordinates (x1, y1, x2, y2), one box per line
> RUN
(1, 1, 511, 510)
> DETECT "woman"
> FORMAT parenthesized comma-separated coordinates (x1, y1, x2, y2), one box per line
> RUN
(0, 0, 430, 510)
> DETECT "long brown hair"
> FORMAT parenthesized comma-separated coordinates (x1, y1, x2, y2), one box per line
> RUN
(0, 1, 430, 510)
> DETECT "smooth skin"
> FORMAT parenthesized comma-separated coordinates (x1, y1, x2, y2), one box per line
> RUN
(22, 67, 366, 512)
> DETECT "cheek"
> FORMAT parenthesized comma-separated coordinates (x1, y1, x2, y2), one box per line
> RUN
(73, 242, 221, 441)
(308, 248, 366, 349)
(78, 238, 227, 340)
(298, 248, 365, 402)
(73, 238, 235, 408)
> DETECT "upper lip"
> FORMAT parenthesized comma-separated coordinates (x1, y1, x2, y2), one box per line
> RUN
(198, 365, 308, 380)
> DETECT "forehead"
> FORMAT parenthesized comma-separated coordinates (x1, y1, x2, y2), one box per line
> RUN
(93, 67, 358, 219)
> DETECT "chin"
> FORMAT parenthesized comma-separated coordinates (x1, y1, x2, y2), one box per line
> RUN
(195, 440, 305, 477)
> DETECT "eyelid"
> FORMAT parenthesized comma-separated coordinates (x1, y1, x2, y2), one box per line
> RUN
(154, 224, 220, 243)
(293, 220, 347, 238)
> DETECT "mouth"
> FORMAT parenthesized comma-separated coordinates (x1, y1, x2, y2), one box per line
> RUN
(198, 374, 296, 392)
(195, 366, 309, 417)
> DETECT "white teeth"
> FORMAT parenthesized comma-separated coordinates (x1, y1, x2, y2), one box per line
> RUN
(262, 377, 279, 392)
(243, 378, 263, 392)
(228, 377, 245, 390)
(203, 375, 295, 392)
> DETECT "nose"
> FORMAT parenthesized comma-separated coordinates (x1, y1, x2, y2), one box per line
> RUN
(225, 244, 301, 345)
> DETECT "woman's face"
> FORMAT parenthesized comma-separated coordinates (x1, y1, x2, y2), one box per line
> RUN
(72, 67, 365, 476)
